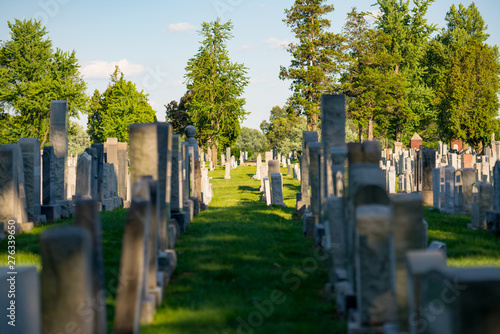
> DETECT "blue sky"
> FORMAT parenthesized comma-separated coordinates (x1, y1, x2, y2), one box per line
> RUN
(1, 0, 499, 131)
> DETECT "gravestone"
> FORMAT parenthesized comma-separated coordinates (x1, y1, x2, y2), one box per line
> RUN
(253, 154, 262, 180)
(113, 197, 150, 334)
(418, 148, 436, 206)
(321, 94, 345, 199)
(0, 267, 40, 334)
(353, 205, 396, 328)
(270, 173, 285, 206)
(440, 166, 455, 214)
(74, 200, 107, 334)
(268, 159, 281, 175)
(263, 177, 271, 206)
(0, 144, 27, 231)
(134, 178, 162, 318)
(470, 182, 493, 230)
(74, 151, 92, 200)
(224, 161, 231, 179)
(49, 100, 68, 202)
(18, 138, 41, 222)
(84, 147, 98, 201)
(185, 125, 199, 160)
(298, 131, 319, 213)
(91, 143, 104, 203)
(41, 146, 61, 222)
(117, 142, 129, 202)
(41, 226, 93, 334)
(391, 193, 427, 332)
(129, 122, 169, 255)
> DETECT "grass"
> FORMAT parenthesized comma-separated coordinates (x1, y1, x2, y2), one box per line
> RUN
(424, 207, 500, 267)
(1, 165, 499, 333)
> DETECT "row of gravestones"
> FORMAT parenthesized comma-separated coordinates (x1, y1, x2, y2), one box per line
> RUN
(381, 144, 496, 196)
(250, 150, 297, 206)
(0, 104, 211, 333)
(295, 94, 500, 334)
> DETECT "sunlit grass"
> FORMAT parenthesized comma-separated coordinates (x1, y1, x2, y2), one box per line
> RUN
(2, 163, 498, 333)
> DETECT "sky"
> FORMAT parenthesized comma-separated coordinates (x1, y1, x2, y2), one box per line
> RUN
(1, 0, 499, 131)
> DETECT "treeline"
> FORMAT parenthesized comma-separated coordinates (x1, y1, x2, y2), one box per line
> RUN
(277, 0, 499, 154)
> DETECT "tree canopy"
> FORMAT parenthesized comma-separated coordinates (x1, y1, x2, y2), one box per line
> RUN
(184, 19, 249, 161)
(280, 0, 343, 131)
(87, 66, 157, 143)
(0, 18, 88, 147)
(428, 3, 500, 154)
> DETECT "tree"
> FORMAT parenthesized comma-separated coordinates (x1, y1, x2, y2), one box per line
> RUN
(0, 19, 88, 147)
(341, 7, 405, 142)
(260, 105, 307, 154)
(165, 91, 191, 135)
(68, 121, 90, 157)
(280, 0, 343, 131)
(235, 127, 269, 158)
(184, 19, 249, 162)
(87, 66, 157, 143)
(429, 3, 500, 154)
(375, 0, 437, 143)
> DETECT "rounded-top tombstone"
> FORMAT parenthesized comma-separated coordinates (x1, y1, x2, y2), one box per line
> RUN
(184, 125, 199, 160)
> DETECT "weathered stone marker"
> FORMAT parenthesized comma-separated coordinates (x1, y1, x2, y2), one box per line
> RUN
(41, 226, 93, 334)
(114, 198, 150, 334)
(74, 200, 107, 334)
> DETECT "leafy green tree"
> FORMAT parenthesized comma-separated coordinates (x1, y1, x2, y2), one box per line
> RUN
(375, 0, 437, 143)
(0, 19, 88, 147)
(68, 121, 90, 157)
(185, 19, 249, 162)
(280, 0, 343, 131)
(235, 127, 269, 158)
(341, 8, 405, 142)
(428, 3, 500, 154)
(87, 66, 157, 143)
(260, 105, 307, 154)
(165, 91, 191, 135)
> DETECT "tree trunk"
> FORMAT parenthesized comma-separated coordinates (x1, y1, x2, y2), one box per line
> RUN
(309, 112, 319, 132)
(358, 125, 363, 143)
(368, 118, 374, 141)
(396, 131, 402, 143)
(476, 141, 484, 156)
(40, 127, 49, 148)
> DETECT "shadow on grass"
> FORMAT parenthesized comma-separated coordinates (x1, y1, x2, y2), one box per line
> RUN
(142, 199, 343, 333)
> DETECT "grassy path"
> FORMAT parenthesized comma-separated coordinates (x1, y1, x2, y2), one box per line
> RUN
(5, 163, 498, 333)
(143, 165, 344, 333)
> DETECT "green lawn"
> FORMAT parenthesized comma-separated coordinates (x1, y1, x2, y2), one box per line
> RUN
(1, 165, 499, 333)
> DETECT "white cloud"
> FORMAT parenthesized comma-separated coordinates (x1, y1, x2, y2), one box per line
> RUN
(237, 43, 255, 52)
(81, 59, 146, 79)
(250, 76, 267, 84)
(364, 9, 382, 21)
(259, 3, 267, 8)
(263, 37, 290, 50)
(168, 22, 197, 33)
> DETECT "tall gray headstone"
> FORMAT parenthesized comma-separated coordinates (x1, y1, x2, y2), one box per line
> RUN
(41, 226, 93, 334)
(171, 135, 183, 212)
(49, 100, 68, 201)
(270, 173, 285, 206)
(18, 138, 41, 222)
(354, 205, 396, 326)
(113, 198, 150, 334)
(129, 123, 169, 259)
(0, 267, 41, 334)
(74, 200, 107, 334)
(321, 94, 346, 199)
(391, 193, 427, 332)
(91, 143, 104, 203)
